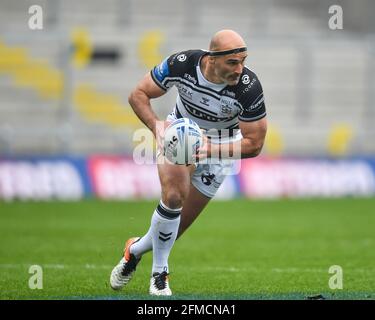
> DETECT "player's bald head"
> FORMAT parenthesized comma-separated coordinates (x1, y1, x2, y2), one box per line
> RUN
(205, 30, 248, 85)
(209, 29, 246, 52)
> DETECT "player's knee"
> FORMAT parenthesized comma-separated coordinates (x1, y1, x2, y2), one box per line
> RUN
(163, 189, 186, 209)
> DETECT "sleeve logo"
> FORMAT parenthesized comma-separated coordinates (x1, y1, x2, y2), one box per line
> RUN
(241, 74, 250, 84)
(177, 54, 187, 62)
(153, 58, 169, 81)
(246, 94, 264, 111)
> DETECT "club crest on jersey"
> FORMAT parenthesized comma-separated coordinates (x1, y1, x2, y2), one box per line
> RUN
(220, 105, 233, 115)
(220, 96, 235, 115)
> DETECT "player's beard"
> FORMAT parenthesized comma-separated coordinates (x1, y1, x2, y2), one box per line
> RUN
(225, 74, 241, 85)
(220, 69, 241, 85)
(214, 66, 240, 85)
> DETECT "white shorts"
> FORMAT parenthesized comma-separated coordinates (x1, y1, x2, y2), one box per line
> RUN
(191, 159, 235, 198)
(166, 111, 237, 198)
(156, 151, 235, 198)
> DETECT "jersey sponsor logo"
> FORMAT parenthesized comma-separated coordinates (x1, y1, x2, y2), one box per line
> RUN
(220, 96, 234, 106)
(176, 83, 193, 100)
(242, 74, 250, 84)
(183, 103, 232, 122)
(183, 102, 222, 122)
(246, 94, 264, 112)
(153, 58, 169, 82)
(242, 77, 257, 93)
(184, 73, 197, 85)
(223, 90, 235, 98)
(177, 54, 187, 62)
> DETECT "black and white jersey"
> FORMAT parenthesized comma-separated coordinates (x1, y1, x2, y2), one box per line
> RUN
(151, 49, 266, 141)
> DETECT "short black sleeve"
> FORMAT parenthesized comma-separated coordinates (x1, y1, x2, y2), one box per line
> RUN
(150, 51, 197, 91)
(237, 72, 266, 122)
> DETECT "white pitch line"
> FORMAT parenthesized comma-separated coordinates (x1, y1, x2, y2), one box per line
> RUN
(0, 264, 373, 273)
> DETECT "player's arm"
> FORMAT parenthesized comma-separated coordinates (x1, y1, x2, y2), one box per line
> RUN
(227, 72, 267, 159)
(128, 72, 167, 137)
(206, 117, 267, 159)
(236, 117, 267, 158)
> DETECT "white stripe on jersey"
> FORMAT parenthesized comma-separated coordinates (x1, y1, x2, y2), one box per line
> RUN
(162, 76, 223, 100)
(161, 70, 243, 139)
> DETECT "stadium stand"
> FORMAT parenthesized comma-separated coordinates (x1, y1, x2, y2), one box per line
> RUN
(0, 0, 374, 156)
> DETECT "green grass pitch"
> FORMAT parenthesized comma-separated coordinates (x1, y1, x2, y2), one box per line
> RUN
(0, 198, 374, 300)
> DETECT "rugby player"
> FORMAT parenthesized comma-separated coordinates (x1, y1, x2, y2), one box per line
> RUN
(110, 29, 267, 296)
